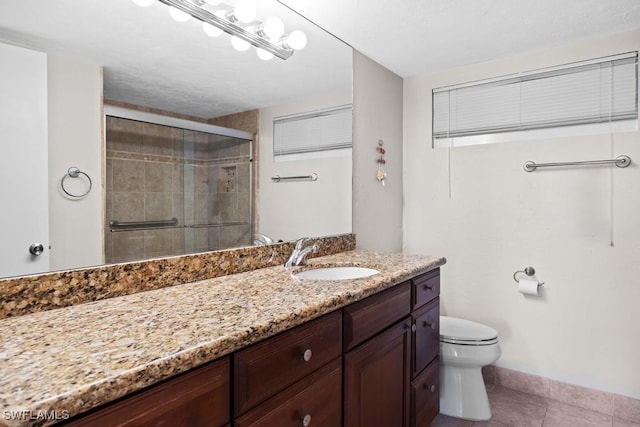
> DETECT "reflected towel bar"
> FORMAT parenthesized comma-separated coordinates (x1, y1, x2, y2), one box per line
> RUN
(109, 218, 178, 231)
(271, 173, 318, 182)
(523, 155, 631, 172)
(109, 219, 250, 232)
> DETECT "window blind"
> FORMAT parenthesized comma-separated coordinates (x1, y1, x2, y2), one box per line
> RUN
(433, 52, 638, 148)
(274, 105, 352, 156)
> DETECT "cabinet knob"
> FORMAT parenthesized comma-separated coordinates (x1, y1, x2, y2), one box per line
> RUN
(422, 320, 438, 331)
(423, 383, 436, 393)
(423, 321, 436, 330)
(301, 413, 312, 427)
(302, 349, 313, 362)
(411, 324, 417, 332)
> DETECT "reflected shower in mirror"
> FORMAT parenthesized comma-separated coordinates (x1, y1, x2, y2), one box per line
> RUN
(105, 109, 253, 264)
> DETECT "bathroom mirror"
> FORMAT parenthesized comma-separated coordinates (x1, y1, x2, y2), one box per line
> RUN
(0, 0, 352, 279)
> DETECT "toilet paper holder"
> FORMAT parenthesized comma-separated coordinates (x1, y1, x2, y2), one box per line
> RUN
(513, 267, 545, 286)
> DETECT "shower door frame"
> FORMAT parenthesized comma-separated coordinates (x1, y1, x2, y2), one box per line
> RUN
(103, 105, 255, 257)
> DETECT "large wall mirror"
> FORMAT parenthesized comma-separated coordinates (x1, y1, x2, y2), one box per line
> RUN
(0, 0, 352, 279)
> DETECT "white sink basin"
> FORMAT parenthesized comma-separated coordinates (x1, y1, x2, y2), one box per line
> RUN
(294, 266, 380, 281)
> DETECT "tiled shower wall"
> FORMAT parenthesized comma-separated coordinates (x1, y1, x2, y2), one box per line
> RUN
(105, 117, 251, 264)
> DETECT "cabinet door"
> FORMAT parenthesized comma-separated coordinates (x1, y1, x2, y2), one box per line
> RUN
(411, 358, 439, 427)
(67, 357, 230, 427)
(235, 358, 341, 427)
(412, 298, 439, 377)
(344, 317, 411, 427)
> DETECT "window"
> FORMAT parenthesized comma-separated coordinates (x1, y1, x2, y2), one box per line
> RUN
(432, 52, 638, 148)
(273, 105, 352, 158)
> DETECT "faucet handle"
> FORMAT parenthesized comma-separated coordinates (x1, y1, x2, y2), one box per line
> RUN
(294, 237, 310, 250)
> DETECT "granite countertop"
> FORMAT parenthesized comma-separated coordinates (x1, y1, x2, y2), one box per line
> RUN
(0, 250, 445, 426)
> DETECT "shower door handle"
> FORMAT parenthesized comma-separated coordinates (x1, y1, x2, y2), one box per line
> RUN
(29, 243, 44, 256)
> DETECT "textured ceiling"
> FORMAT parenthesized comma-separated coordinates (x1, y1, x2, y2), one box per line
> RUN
(280, 0, 640, 78)
(1, 1, 639, 119)
(0, 0, 352, 119)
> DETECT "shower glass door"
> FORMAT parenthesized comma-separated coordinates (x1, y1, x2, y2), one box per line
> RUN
(105, 107, 253, 264)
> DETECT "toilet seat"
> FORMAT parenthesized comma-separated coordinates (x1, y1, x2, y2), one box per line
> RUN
(440, 316, 498, 346)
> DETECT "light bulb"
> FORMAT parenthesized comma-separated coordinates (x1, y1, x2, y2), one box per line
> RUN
(203, 22, 223, 37)
(231, 36, 251, 52)
(132, 0, 155, 7)
(263, 17, 284, 40)
(169, 6, 190, 22)
(257, 48, 274, 61)
(234, 0, 256, 24)
(287, 30, 307, 50)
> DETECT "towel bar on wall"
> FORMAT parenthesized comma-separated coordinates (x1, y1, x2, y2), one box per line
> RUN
(271, 173, 318, 182)
(523, 155, 631, 172)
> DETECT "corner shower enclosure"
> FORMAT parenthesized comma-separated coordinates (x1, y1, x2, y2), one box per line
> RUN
(104, 107, 253, 264)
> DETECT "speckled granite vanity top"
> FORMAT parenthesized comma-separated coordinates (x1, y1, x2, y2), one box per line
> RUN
(0, 250, 445, 425)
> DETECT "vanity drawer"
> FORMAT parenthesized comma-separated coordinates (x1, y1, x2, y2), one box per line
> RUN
(343, 281, 411, 351)
(67, 357, 230, 427)
(412, 298, 439, 377)
(235, 358, 341, 427)
(412, 269, 440, 309)
(234, 310, 342, 416)
(411, 358, 439, 427)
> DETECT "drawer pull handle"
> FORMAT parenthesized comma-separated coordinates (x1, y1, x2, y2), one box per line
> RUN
(423, 284, 433, 291)
(423, 383, 436, 393)
(302, 349, 313, 362)
(301, 413, 312, 426)
(423, 321, 436, 330)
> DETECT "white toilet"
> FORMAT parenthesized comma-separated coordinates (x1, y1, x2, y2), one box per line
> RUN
(439, 316, 501, 421)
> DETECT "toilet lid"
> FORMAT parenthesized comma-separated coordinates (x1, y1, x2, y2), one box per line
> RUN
(440, 316, 498, 344)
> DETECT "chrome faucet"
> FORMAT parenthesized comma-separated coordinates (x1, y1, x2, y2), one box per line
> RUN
(284, 238, 319, 267)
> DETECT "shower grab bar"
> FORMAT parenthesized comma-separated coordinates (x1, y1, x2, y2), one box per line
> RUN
(109, 219, 249, 232)
(271, 173, 318, 182)
(523, 155, 631, 172)
(109, 218, 178, 231)
(190, 221, 249, 228)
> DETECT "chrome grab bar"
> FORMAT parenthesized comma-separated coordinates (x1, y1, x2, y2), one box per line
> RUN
(271, 173, 318, 182)
(523, 155, 631, 172)
(109, 218, 178, 231)
(109, 219, 250, 232)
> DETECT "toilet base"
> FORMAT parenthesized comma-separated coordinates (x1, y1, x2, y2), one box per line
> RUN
(439, 364, 491, 421)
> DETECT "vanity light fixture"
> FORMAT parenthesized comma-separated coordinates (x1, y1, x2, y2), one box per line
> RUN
(132, 0, 306, 60)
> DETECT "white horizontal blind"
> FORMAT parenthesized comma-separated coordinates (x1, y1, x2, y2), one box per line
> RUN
(433, 52, 638, 147)
(274, 105, 352, 156)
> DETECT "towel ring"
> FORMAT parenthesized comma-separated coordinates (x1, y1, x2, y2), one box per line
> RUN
(61, 167, 92, 198)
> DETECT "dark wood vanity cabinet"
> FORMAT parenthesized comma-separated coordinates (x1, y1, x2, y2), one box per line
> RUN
(67, 357, 231, 427)
(66, 268, 441, 427)
(343, 269, 441, 427)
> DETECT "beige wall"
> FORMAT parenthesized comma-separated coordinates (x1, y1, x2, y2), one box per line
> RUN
(403, 29, 640, 398)
(353, 51, 404, 252)
(47, 54, 103, 271)
(259, 91, 352, 242)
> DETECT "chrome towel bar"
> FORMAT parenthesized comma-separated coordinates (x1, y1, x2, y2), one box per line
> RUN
(271, 173, 318, 182)
(523, 155, 631, 172)
(109, 218, 178, 231)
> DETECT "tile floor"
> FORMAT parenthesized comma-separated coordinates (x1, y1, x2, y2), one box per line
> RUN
(431, 382, 640, 427)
